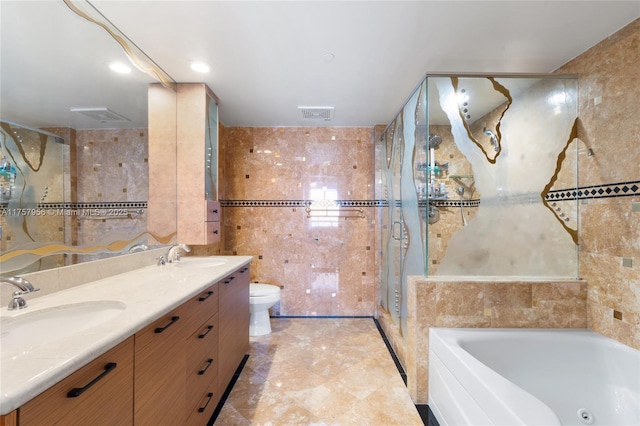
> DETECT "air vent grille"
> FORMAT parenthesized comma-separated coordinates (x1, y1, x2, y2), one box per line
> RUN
(70, 107, 130, 123)
(298, 106, 334, 121)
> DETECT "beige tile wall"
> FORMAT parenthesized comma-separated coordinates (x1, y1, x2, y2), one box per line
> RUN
(218, 127, 376, 316)
(74, 128, 149, 252)
(557, 18, 640, 350)
(406, 276, 587, 403)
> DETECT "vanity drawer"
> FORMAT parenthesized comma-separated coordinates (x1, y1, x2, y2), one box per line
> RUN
(186, 312, 219, 376)
(204, 221, 221, 243)
(19, 337, 134, 426)
(182, 282, 219, 333)
(218, 266, 249, 305)
(186, 378, 219, 426)
(205, 200, 220, 222)
(186, 353, 218, 417)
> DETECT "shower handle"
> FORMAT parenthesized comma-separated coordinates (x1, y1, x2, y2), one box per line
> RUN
(392, 221, 403, 241)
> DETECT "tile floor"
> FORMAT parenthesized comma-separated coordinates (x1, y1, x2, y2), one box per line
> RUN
(212, 317, 423, 425)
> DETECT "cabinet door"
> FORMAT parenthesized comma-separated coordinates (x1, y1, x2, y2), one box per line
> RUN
(218, 267, 250, 394)
(176, 83, 221, 245)
(19, 337, 134, 426)
(134, 305, 188, 425)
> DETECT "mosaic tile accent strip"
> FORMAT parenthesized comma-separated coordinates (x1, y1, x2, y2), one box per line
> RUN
(547, 180, 640, 200)
(221, 200, 384, 207)
(1, 201, 147, 215)
(0, 201, 147, 209)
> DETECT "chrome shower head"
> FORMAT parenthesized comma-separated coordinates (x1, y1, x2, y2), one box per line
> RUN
(428, 133, 442, 149)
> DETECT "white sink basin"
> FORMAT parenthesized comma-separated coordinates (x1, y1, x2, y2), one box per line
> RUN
(172, 257, 228, 268)
(0, 301, 125, 357)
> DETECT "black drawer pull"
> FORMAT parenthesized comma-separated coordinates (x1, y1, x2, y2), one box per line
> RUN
(198, 392, 214, 413)
(198, 325, 214, 339)
(198, 358, 214, 375)
(198, 291, 214, 302)
(239, 267, 248, 274)
(154, 316, 179, 333)
(67, 363, 117, 398)
(211, 209, 218, 214)
(213, 229, 219, 235)
(224, 276, 235, 285)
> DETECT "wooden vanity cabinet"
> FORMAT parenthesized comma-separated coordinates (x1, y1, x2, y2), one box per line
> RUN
(19, 336, 134, 426)
(10, 264, 249, 426)
(218, 266, 250, 394)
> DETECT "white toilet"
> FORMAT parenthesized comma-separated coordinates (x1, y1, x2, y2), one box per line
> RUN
(249, 283, 281, 336)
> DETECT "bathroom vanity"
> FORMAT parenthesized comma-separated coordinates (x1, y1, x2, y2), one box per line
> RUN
(0, 256, 251, 425)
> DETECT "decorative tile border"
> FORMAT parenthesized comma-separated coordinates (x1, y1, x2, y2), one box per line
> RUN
(0, 201, 147, 217)
(221, 200, 384, 208)
(1, 201, 147, 209)
(4, 179, 632, 214)
(547, 180, 639, 200)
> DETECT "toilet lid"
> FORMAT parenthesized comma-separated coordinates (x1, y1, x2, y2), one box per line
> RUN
(250, 283, 280, 297)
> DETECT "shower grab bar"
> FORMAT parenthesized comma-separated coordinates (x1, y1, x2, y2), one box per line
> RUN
(392, 221, 403, 240)
(305, 207, 364, 219)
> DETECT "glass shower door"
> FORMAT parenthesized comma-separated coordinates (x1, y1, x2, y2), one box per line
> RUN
(379, 80, 428, 337)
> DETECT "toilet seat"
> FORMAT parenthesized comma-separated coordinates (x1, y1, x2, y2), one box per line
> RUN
(250, 283, 280, 297)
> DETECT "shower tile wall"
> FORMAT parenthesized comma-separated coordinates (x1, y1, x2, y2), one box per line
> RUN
(557, 18, 640, 350)
(75, 128, 149, 250)
(220, 127, 376, 316)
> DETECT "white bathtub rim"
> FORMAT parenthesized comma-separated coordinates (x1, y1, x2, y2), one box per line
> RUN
(430, 328, 562, 425)
(429, 328, 640, 426)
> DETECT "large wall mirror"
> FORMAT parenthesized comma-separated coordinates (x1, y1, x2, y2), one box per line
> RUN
(0, 0, 176, 275)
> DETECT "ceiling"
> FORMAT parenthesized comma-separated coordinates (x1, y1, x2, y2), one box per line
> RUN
(2, 1, 639, 129)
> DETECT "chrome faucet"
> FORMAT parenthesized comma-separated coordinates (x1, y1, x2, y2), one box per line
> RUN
(0, 276, 40, 310)
(166, 244, 191, 263)
(128, 243, 149, 253)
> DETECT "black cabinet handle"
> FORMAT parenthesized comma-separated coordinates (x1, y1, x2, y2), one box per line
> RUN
(198, 325, 214, 339)
(154, 316, 179, 333)
(211, 209, 218, 214)
(198, 358, 214, 375)
(198, 291, 214, 302)
(224, 276, 235, 285)
(198, 392, 214, 413)
(67, 363, 117, 398)
(213, 229, 219, 235)
(239, 267, 248, 274)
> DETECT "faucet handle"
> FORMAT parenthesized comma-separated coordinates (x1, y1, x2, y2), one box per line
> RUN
(156, 256, 166, 266)
(9, 291, 27, 310)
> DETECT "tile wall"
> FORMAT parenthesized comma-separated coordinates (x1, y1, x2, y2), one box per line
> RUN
(74, 128, 149, 253)
(406, 277, 587, 403)
(217, 127, 376, 316)
(556, 18, 640, 350)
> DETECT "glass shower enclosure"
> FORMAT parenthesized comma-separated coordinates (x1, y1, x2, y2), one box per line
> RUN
(377, 74, 579, 338)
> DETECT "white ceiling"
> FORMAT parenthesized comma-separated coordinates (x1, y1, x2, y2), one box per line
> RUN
(2, 1, 639, 130)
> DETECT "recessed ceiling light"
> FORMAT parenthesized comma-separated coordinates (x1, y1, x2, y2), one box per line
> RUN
(109, 62, 131, 74)
(190, 62, 211, 73)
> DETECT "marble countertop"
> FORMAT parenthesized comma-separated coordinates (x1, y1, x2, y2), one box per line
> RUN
(0, 255, 252, 415)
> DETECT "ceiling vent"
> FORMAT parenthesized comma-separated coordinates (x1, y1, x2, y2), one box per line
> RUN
(70, 107, 130, 123)
(298, 106, 334, 121)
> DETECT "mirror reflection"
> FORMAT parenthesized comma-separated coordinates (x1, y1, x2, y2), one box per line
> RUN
(0, 1, 173, 275)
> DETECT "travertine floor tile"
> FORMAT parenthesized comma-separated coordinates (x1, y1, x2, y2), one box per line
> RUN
(214, 318, 422, 426)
